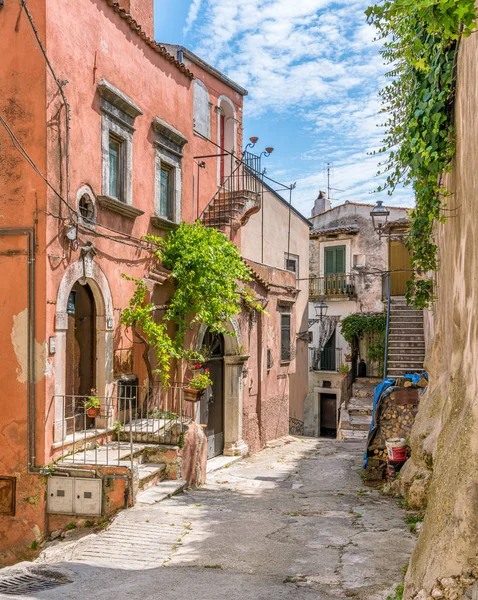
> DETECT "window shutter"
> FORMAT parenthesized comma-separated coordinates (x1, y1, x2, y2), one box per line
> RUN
(325, 248, 335, 274)
(336, 246, 345, 274)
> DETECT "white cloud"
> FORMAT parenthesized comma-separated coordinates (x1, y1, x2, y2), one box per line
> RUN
(183, 0, 203, 36)
(187, 0, 412, 217)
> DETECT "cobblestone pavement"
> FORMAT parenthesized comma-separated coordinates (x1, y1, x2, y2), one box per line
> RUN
(5, 437, 415, 599)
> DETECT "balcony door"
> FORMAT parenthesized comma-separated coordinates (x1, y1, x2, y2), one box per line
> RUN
(325, 245, 346, 294)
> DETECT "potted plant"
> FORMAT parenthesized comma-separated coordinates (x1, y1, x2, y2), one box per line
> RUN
(184, 369, 213, 402)
(85, 391, 101, 418)
(339, 363, 349, 377)
(344, 354, 352, 362)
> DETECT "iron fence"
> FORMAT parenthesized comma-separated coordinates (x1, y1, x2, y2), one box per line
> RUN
(53, 382, 189, 468)
(309, 347, 343, 372)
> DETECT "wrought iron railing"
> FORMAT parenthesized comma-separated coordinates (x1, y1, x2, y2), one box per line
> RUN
(200, 156, 262, 238)
(309, 275, 355, 299)
(309, 347, 343, 372)
(53, 383, 190, 468)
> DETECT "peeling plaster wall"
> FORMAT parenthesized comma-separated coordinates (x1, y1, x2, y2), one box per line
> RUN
(402, 30, 478, 598)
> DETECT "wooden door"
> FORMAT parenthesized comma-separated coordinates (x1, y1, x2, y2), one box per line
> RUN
(389, 241, 412, 296)
(320, 393, 337, 438)
(65, 282, 96, 433)
(200, 332, 225, 459)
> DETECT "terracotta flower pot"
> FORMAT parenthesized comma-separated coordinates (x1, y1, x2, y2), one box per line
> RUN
(86, 407, 100, 418)
(183, 388, 203, 403)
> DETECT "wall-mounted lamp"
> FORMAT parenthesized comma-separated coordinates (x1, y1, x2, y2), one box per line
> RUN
(370, 200, 390, 238)
(314, 300, 328, 320)
(64, 223, 77, 242)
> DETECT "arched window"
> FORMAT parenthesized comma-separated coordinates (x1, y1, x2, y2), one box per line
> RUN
(218, 96, 236, 183)
(194, 80, 211, 137)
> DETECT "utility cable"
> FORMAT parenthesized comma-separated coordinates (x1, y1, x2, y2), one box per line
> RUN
(19, 0, 73, 218)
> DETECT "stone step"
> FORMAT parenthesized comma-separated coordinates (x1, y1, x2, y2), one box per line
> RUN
(136, 479, 188, 505)
(389, 341, 425, 348)
(388, 362, 424, 370)
(390, 307, 423, 313)
(348, 396, 374, 414)
(389, 334, 424, 341)
(387, 368, 425, 377)
(58, 442, 148, 467)
(389, 328, 424, 335)
(339, 429, 368, 441)
(138, 463, 167, 491)
(349, 415, 372, 430)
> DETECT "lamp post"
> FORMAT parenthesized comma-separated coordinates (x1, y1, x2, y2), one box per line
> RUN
(370, 200, 390, 238)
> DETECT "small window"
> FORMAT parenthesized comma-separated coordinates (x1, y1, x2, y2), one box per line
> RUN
(108, 135, 124, 200)
(160, 164, 174, 220)
(285, 253, 299, 278)
(79, 194, 95, 225)
(281, 313, 292, 363)
(267, 348, 273, 371)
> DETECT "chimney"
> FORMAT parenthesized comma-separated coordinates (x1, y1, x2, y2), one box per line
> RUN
(123, 0, 155, 40)
(311, 191, 331, 217)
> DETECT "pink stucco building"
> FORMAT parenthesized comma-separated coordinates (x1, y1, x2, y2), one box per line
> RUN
(0, 0, 309, 564)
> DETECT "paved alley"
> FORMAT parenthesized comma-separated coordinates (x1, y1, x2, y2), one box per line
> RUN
(3, 438, 415, 599)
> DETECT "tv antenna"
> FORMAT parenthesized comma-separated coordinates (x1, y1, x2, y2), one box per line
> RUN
(323, 162, 344, 201)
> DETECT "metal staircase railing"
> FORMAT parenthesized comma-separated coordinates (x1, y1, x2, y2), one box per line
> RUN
(200, 156, 262, 239)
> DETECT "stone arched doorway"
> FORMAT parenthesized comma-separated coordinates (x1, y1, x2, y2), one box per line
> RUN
(196, 318, 248, 457)
(65, 281, 97, 433)
(54, 257, 114, 442)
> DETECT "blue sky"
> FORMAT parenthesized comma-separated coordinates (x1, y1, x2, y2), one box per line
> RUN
(154, 0, 411, 218)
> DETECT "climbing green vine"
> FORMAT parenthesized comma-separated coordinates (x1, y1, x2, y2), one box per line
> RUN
(341, 314, 386, 374)
(366, 0, 478, 307)
(122, 222, 262, 386)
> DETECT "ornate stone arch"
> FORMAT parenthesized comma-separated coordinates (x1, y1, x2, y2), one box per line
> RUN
(53, 256, 114, 441)
(195, 318, 248, 457)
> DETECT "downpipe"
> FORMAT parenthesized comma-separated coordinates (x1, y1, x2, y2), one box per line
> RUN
(383, 273, 391, 381)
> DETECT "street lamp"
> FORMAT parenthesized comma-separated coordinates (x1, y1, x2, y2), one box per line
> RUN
(314, 300, 328, 320)
(370, 200, 390, 238)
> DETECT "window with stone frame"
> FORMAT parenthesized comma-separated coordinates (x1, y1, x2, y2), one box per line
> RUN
(280, 312, 292, 363)
(152, 117, 188, 224)
(97, 79, 143, 207)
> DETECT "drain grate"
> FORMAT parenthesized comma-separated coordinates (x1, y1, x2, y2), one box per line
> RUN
(0, 573, 70, 596)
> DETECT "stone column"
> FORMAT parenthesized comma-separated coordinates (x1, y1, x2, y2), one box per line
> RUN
(223, 355, 249, 456)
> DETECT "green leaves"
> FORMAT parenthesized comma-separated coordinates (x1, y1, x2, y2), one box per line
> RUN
(367, 0, 477, 307)
(123, 223, 258, 386)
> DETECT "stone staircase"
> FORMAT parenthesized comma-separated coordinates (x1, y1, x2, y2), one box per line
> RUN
(338, 378, 381, 441)
(387, 296, 425, 378)
(57, 441, 182, 497)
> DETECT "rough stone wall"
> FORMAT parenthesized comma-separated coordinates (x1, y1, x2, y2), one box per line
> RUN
(401, 30, 478, 599)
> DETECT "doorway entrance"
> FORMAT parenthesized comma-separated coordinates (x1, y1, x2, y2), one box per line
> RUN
(320, 393, 337, 438)
(200, 331, 225, 459)
(389, 240, 412, 296)
(65, 282, 96, 433)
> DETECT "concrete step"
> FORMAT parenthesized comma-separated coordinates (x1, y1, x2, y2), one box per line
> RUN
(138, 463, 166, 491)
(389, 334, 424, 341)
(389, 341, 425, 348)
(388, 362, 424, 370)
(390, 307, 423, 314)
(58, 442, 148, 467)
(348, 396, 374, 415)
(389, 328, 424, 335)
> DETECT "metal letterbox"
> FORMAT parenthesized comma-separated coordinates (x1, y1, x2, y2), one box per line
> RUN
(47, 478, 74, 514)
(73, 478, 102, 516)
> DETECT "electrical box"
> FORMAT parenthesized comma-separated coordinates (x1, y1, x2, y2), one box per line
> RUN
(73, 478, 102, 516)
(47, 478, 74, 514)
(47, 477, 102, 516)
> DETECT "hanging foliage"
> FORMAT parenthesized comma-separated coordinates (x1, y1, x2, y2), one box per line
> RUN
(341, 313, 386, 373)
(366, 0, 477, 307)
(122, 222, 263, 386)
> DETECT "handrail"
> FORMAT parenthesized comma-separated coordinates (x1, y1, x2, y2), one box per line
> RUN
(383, 273, 391, 380)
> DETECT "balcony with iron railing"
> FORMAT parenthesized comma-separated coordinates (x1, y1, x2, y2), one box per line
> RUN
(309, 346, 343, 372)
(309, 275, 356, 300)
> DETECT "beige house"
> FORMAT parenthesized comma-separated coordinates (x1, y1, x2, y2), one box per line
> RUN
(305, 193, 409, 438)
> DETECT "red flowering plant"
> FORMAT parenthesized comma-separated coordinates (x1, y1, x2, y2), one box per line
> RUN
(187, 368, 212, 391)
